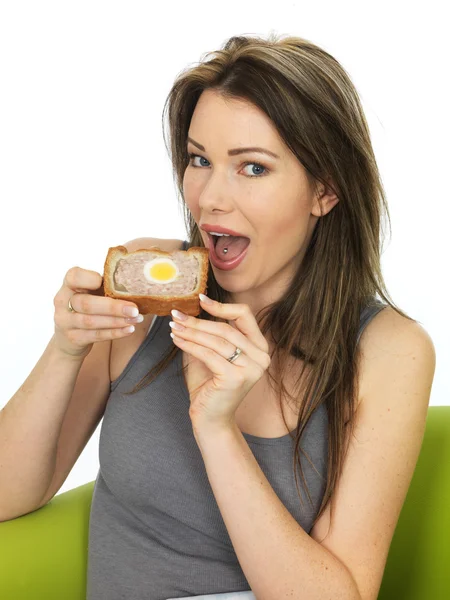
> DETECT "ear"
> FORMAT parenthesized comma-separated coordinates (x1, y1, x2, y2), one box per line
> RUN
(311, 178, 339, 218)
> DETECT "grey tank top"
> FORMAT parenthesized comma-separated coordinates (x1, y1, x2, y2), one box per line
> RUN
(86, 240, 387, 599)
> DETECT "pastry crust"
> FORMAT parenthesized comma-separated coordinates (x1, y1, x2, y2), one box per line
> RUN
(103, 245, 210, 316)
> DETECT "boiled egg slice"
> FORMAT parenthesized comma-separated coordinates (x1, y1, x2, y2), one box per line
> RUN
(143, 258, 179, 284)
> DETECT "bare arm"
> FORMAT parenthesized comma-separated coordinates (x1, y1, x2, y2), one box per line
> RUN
(0, 260, 140, 521)
(0, 336, 88, 520)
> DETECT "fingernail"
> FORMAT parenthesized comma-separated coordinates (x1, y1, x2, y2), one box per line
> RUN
(171, 309, 188, 321)
(126, 314, 144, 324)
(199, 293, 213, 304)
(169, 320, 185, 331)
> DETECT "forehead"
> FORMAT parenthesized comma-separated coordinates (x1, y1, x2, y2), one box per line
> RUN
(188, 89, 284, 151)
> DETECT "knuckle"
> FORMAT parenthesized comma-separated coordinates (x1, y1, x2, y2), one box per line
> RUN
(205, 347, 216, 359)
(113, 300, 124, 315)
(54, 291, 67, 309)
(220, 337, 230, 351)
(94, 271, 103, 287)
(94, 328, 103, 340)
(79, 295, 91, 313)
(81, 313, 95, 328)
(186, 315, 196, 329)
(257, 366, 266, 380)
(54, 311, 63, 327)
(66, 266, 79, 284)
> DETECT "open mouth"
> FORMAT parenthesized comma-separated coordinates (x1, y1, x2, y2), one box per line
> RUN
(207, 232, 251, 262)
(206, 233, 250, 246)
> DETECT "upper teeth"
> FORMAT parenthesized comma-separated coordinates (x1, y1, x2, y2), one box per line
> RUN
(210, 232, 230, 236)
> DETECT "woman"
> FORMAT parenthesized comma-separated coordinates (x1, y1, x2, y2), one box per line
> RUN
(1, 33, 435, 600)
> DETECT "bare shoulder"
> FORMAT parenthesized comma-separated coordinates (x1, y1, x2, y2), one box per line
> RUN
(123, 237, 185, 253)
(358, 304, 435, 361)
(310, 305, 435, 600)
(358, 304, 436, 404)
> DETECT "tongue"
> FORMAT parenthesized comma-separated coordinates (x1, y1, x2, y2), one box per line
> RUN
(215, 235, 250, 261)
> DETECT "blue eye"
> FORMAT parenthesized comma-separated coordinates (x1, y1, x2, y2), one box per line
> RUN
(188, 153, 209, 168)
(243, 163, 266, 177)
(187, 153, 269, 178)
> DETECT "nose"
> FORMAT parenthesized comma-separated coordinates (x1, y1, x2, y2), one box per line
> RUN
(197, 169, 235, 213)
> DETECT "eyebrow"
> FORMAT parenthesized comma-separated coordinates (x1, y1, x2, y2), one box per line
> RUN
(187, 136, 280, 159)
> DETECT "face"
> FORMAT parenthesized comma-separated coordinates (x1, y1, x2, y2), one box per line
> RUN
(183, 89, 338, 316)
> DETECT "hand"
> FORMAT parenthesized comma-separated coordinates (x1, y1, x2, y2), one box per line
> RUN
(170, 295, 271, 433)
(52, 266, 141, 359)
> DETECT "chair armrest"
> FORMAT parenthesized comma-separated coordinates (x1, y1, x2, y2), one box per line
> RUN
(0, 480, 95, 600)
(378, 407, 450, 599)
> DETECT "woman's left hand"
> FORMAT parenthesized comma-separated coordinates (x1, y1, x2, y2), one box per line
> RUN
(170, 294, 271, 435)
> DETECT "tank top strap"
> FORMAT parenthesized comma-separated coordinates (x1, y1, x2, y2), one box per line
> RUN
(357, 299, 388, 344)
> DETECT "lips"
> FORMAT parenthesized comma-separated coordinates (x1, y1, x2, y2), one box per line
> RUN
(200, 224, 250, 238)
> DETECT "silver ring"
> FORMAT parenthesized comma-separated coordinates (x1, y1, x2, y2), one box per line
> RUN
(68, 296, 76, 313)
(227, 347, 242, 363)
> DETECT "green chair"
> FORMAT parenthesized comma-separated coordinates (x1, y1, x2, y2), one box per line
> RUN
(1, 406, 449, 600)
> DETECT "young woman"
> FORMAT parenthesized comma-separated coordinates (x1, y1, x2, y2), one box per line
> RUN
(1, 33, 435, 600)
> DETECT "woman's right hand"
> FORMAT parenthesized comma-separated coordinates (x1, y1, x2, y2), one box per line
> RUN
(52, 266, 143, 359)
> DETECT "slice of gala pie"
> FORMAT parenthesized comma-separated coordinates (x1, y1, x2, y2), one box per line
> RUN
(103, 245, 209, 316)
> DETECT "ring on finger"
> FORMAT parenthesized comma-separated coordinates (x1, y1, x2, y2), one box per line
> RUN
(68, 295, 77, 313)
(170, 324, 244, 364)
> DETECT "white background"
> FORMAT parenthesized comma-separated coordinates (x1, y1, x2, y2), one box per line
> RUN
(0, 0, 448, 499)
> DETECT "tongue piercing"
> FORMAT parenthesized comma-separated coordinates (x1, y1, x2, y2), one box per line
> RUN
(223, 247, 228, 254)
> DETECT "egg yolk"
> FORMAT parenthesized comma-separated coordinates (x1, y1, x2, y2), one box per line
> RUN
(149, 262, 177, 281)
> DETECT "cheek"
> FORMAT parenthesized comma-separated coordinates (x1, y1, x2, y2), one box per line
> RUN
(182, 174, 201, 212)
(248, 190, 305, 235)
(256, 195, 311, 250)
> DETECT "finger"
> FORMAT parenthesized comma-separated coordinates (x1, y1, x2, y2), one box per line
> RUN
(66, 294, 139, 318)
(171, 334, 255, 385)
(57, 266, 139, 316)
(63, 266, 104, 292)
(198, 296, 269, 353)
(170, 319, 270, 370)
(55, 289, 139, 318)
(55, 266, 100, 309)
(58, 310, 141, 331)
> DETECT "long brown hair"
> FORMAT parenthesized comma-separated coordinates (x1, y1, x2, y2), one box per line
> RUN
(122, 33, 415, 538)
